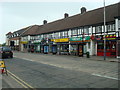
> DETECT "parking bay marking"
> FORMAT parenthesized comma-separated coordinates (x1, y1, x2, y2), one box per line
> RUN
(7, 70, 35, 89)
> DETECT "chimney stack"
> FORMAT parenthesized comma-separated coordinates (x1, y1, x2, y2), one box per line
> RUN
(64, 13, 69, 18)
(43, 20, 47, 24)
(81, 7, 86, 14)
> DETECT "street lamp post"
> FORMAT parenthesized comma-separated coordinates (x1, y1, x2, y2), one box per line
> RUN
(103, 0, 106, 60)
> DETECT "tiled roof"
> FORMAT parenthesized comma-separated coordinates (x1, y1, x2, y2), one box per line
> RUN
(22, 25, 40, 36)
(22, 2, 120, 36)
(6, 32, 12, 35)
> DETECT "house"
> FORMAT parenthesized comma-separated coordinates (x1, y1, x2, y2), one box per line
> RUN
(6, 26, 30, 51)
(20, 25, 40, 52)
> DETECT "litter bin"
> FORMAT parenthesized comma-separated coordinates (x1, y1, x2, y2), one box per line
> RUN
(86, 52, 90, 58)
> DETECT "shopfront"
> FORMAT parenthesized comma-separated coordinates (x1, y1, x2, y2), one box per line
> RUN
(69, 36, 91, 56)
(117, 37, 120, 58)
(20, 41, 28, 52)
(51, 38, 69, 55)
(43, 45, 49, 54)
(33, 42, 41, 53)
(52, 44, 57, 54)
(96, 34, 117, 57)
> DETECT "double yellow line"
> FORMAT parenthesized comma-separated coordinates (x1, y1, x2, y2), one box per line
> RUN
(7, 70, 36, 89)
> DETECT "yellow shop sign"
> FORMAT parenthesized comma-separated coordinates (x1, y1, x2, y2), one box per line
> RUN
(20, 41, 28, 44)
(52, 38, 69, 42)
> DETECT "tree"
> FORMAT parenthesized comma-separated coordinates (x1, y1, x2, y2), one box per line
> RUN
(2, 43, 6, 46)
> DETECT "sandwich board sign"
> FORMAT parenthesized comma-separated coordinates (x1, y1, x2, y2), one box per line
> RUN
(0, 61, 5, 68)
(0, 60, 8, 75)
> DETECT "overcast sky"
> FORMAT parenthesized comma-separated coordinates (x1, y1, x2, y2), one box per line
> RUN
(0, 0, 119, 44)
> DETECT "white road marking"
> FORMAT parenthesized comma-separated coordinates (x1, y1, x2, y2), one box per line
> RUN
(14, 56, 34, 62)
(21, 58, 34, 62)
(92, 73, 119, 80)
(13, 55, 17, 57)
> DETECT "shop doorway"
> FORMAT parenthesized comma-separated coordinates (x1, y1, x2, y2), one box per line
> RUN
(78, 44, 84, 57)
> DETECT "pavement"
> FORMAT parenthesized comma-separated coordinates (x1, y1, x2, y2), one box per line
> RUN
(23, 51, 120, 63)
(81, 55, 120, 63)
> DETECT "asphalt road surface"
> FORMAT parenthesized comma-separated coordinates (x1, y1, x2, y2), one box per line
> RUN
(1, 52, 119, 89)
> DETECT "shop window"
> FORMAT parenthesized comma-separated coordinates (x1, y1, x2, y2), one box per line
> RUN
(106, 42, 110, 50)
(111, 42, 116, 50)
(23, 44, 27, 49)
(97, 42, 104, 49)
(60, 45, 69, 52)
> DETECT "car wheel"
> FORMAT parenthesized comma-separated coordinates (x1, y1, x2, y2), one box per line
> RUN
(2, 56, 4, 59)
(10, 55, 13, 58)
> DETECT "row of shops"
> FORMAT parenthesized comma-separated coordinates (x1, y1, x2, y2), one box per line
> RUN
(6, 3, 120, 58)
(21, 34, 119, 57)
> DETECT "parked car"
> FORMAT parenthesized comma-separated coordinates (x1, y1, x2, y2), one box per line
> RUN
(0, 46, 13, 59)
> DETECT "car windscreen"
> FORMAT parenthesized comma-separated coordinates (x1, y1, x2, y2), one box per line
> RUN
(3, 47, 11, 51)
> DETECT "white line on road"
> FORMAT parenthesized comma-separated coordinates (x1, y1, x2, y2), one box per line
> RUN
(21, 58, 34, 62)
(92, 73, 119, 80)
(14, 56, 34, 62)
(13, 55, 17, 57)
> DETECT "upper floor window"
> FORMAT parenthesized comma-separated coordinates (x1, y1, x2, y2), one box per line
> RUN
(54, 32, 59, 39)
(44, 34, 47, 39)
(84, 27, 89, 35)
(71, 29, 78, 36)
(95, 26, 102, 33)
(64, 31, 68, 38)
(47, 33, 53, 39)
(60, 32, 64, 38)
(78, 28, 82, 35)
(119, 20, 120, 29)
(106, 25, 110, 31)
(106, 24, 115, 32)
(111, 24, 115, 31)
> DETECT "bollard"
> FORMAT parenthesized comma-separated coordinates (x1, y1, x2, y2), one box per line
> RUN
(86, 52, 90, 58)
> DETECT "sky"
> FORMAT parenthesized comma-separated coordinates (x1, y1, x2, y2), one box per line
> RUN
(0, 0, 119, 44)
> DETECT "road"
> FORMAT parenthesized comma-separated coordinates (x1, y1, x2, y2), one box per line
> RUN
(2, 52, 119, 89)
